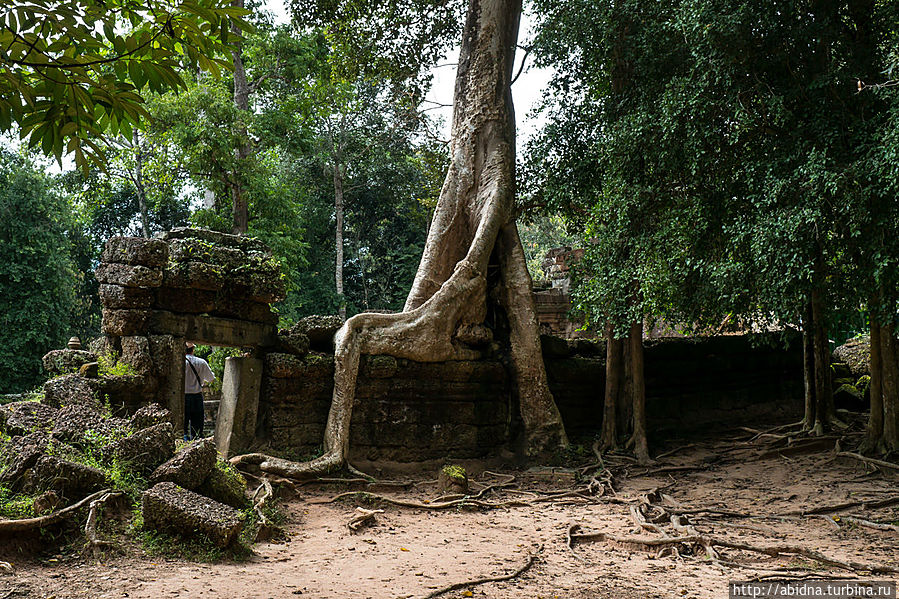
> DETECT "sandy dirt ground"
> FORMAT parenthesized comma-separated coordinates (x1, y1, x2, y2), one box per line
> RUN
(2, 428, 898, 599)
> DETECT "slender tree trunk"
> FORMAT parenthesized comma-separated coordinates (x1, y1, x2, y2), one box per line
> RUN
(861, 319, 884, 453)
(628, 318, 650, 464)
(810, 287, 834, 435)
(334, 161, 347, 321)
(881, 325, 899, 452)
(600, 322, 623, 451)
(231, 0, 251, 235)
(230, 0, 568, 478)
(133, 130, 150, 238)
(802, 303, 816, 430)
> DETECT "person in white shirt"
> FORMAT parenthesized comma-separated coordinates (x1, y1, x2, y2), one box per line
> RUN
(184, 342, 215, 440)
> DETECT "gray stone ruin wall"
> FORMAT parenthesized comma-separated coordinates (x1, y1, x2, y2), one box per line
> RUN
(93, 228, 284, 434)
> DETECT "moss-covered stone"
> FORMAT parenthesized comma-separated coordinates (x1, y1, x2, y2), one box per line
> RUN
(142, 481, 244, 548)
(101, 236, 169, 268)
(197, 460, 249, 509)
(41, 349, 97, 376)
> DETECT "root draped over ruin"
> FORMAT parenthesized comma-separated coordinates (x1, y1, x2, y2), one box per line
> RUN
(233, 0, 567, 479)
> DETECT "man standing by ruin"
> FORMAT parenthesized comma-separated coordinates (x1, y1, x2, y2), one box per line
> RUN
(184, 342, 215, 440)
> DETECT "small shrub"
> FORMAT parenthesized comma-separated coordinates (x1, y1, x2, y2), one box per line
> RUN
(97, 352, 138, 377)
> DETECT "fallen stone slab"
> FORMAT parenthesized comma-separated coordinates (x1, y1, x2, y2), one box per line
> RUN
(107, 422, 174, 473)
(130, 404, 171, 431)
(52, 405, 127, 447)
(197, 462, 249, 509)
(0, 401, 58, 436)
(142, 482, 244, 547)
(149, 438, 217, 490)
(42, 374, 99, 409)
(30, 455, 108, 500)
(0, 432, 49, 488)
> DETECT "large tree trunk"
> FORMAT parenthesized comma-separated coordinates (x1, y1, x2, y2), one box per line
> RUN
(802, 303, 816, 430)
(627, 318, 651, 464)
(334, 160, 347, 321)
(810, 287, 835, 436)
(230, 0, 251, 235)
(881, 325, 899, 452)
(232, 0, 567, 478)
(861, 319, 884, 454)
(599, 322, 623, 451)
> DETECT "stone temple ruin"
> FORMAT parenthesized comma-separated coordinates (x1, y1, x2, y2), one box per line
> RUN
(38, 228, 805, 464)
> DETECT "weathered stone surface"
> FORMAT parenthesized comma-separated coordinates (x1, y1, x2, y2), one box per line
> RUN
(102, 236, 169, 268)
(130, 404, 171, 430)
(102, 309, 152, 336)
(30, 455, 107, 499)
(98, 284, 155, 309)
(0, 432, 49, 487)
(43, 374, 98, 408)
(196, 463, 248, 509)
(152, 312, 277, 348)
(142, 482, 244, 547)
(168, 238, 246, 269)
(120, 336, 153, 376)
(277, 328, 310, 356)
(214, 358, 262, 457)
(88, 375, 157, 416)
(108, 422, 174, 473)
(162, 261, 225, 291)
(0, 401, 58, 435)
(230, 270, 286, 304)
(89, 335, 119, 358)
(264, 353, 311, 379)
(52, 405, 114, 445)
(833, 336, 870, 379)
(149, 438, 217, 490)
(212, 297, 278, 324)
(162, 227, 268, 252)
(289, 315, 341, 351)
(79, 362, 99, 378)
(95, 263, 162, 288)
(42, 350, 97, 376)
(363, 355, 398, 379)
(155, 287, 217, 314)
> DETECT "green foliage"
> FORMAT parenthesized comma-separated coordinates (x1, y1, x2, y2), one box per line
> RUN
(0, 484, 35, 519)
(0, 150, 79, 393)
(0, 0, 252, 169)
(97, 352, 138, 378)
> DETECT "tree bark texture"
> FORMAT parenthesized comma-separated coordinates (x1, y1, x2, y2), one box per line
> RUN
(231, 0, 251, 235)
(600, 322, 623, 451)
(881, 325, 899, 452)
(802, 304, 816, 429)
(628, 319, 650, 464)
(810, 287, 834, 435)
(861, 319, 884, 453)
(334, 160, 347, 321)
(232, 0, 568, 478)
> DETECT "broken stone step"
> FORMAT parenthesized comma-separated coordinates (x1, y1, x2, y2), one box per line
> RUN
(142, 482, 244, 547)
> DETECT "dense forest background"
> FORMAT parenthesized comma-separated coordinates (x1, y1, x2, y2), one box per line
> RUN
(1, 0, 898, 413)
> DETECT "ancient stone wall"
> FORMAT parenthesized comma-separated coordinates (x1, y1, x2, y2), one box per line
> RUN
(92, 228, 284, 424)
(258, 332, 803, 461)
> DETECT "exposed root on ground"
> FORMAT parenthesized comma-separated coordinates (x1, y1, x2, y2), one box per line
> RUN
(252, 479, 281, 541)
(83, 491, 123, 555)
(570, 531, 899, 574)
(346, 507, 383, 532)
(834, 451, 899, 472)
(418, 544, 542, 599)
(0, 489, 114, 533)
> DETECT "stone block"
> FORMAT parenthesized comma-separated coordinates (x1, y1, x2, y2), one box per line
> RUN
(149, 438, 217, 490)
(148, 310, 190, 336)
(89, 335, 120, 358)
(95, 263, 162, 288)
(215, 357, 262, 457)
(178, 314, 278, 348)
(108, 422, 174, 473)
(130, 404, 171, 430)
(98, 284, 155, 310)
(120, 336, 153, 376)
(52, 404, 126, 446)
(276, 328, 310, 356)
(290, 315, 342, 351)
(168, 238, 245, 269)
(102, 236, 169, 268)
(0, 401, 58, 435)
(363, 355, 398, 379)
(141, 481, 244, 547)
(147, 334, 184, 429)
(102, 309, 152, 336)
(212, 297, 278, 324)
(161, 227, 268, 252)
(30, 455, 108, 499)
(0, 432, 49, 488)
(196, 462, 249, 509)
(155, 288, 217, 314)
(42, 350, 97, 376)
(230, 270, 286, 304)
(162, 261, 225, 291)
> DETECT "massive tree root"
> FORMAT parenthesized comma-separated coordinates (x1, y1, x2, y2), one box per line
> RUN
(233, 0, 567, 479)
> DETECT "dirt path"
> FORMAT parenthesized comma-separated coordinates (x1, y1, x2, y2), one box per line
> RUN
(4, 435, 898, 599)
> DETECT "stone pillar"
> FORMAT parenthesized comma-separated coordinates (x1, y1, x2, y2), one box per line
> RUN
(215, 356, 262, 457)
(149, 335, 185, 435)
